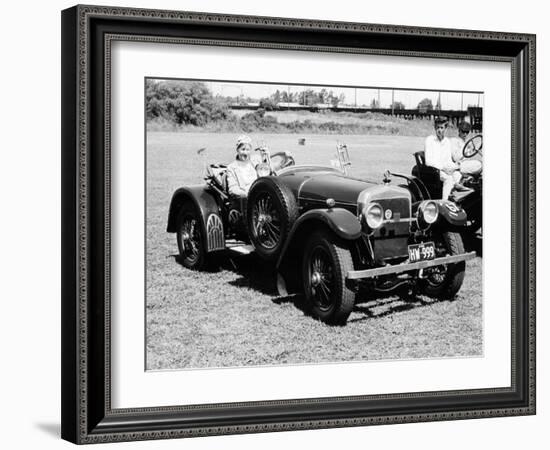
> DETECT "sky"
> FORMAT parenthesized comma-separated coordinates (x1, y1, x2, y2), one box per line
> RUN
(205, 80, 484, 110)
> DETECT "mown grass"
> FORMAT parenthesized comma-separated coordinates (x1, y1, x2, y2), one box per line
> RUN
(146, 132, 482, 370)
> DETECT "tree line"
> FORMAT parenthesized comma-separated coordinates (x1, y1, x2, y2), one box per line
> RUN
(146, 80, 231, 126)
(146, 79, 445, 130)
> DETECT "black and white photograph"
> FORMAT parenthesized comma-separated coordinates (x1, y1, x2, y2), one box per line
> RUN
(145, 79, 484, 370)
(1, 0, 544, 447)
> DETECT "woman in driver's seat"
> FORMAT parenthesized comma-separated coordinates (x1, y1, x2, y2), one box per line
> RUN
(226, 135, 261, 198)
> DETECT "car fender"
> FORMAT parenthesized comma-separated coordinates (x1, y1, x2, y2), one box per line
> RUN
(433, 200, 468, 226)
(276, 208, 361, 269)
(389, 171, 431, 201)
(166, 186, 225, 252)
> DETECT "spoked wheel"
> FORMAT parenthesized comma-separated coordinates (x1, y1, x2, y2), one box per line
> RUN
(176, 206, 207, 270)
(247, 177, 298, 261)
(420, 231, 466, 299)
(302, 231, 356, 325)
(251, 192, 282, 250)
(424, 262, 448, 289)
(308, 247, 336, 313)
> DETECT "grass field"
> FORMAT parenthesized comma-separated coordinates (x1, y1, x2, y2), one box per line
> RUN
(146, 131, 482, 370)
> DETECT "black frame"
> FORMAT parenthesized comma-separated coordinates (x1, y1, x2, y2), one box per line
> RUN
(61, 4, 536, 444)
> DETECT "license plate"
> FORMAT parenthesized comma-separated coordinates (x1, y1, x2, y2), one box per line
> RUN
(408, 242, 435, 262)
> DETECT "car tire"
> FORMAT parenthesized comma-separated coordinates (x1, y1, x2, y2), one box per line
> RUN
(420, 231, 466, 299)
(302, 231, 356, 325)
(247, 176, 298, 261)
(176, 203, 208, 270)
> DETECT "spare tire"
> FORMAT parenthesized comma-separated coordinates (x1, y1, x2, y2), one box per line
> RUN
(247, 176, 299, 261)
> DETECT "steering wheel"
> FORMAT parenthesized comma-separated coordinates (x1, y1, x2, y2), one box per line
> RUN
(462, 134, 483, 158)
(270, 152, 295, 171)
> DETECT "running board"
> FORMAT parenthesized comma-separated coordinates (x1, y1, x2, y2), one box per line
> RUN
(347, 252, 476, 280)
(227, 244, 255, 255)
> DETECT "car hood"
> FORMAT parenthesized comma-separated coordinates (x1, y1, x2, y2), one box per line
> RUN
(277, 167, 375, 206)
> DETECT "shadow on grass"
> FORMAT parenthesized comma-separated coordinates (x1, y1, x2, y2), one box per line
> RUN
(224, 253, 278, 296)
(171, 251, 450, 324)
(272, 293, 310, 316)
(170, 251, 279, 295)
(348, 294, 433, 323)
(272, 291, 440, 325)
(170, 254, 226, 273)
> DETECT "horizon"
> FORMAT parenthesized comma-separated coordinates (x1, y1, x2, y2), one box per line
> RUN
(148, 78, 484, 111)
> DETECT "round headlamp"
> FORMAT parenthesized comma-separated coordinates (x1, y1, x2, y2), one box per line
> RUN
(256, 163, 271, 177)
(417, 200, 439, 229)
(363, 202, 384, 230)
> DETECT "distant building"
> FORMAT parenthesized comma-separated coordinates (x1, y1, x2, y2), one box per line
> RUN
(277, 102, 302, 108)
(467, 106, 483, 132)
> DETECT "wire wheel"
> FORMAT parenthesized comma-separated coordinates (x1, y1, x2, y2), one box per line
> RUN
(425, 265, 448, 287)
(302, 231, 356, 325)
(176, 208, 206, 270)
(307, 246, 336, 312)
(247, 176, 298, 261)
(251, 192, 282, 250)
(425, 238, 449, 288)
(420, 231, 466, 299)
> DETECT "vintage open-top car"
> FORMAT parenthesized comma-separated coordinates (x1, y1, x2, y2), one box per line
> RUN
(167, 142, 475, 324)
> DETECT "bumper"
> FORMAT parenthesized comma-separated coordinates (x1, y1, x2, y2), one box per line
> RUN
(347, 252, 476, 280)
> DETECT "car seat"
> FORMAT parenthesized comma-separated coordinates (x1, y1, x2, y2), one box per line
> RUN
(207, 164, 229, 194)
(411, 151, 443, 199)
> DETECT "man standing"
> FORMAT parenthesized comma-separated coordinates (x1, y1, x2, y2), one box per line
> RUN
(424, 116, 461, 199)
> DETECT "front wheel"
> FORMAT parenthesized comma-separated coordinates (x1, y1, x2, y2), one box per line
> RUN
(420, 231, 466, 299)
(176, 205, 208, 270)
(302, 231, 356, 325)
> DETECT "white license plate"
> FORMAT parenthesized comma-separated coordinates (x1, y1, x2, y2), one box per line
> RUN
(408, 242, 435, 262)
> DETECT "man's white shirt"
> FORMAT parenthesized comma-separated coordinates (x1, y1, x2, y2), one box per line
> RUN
(424, 135, 455, 172)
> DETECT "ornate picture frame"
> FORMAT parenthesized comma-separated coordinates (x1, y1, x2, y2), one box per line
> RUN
(61, 5, 535, 444)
